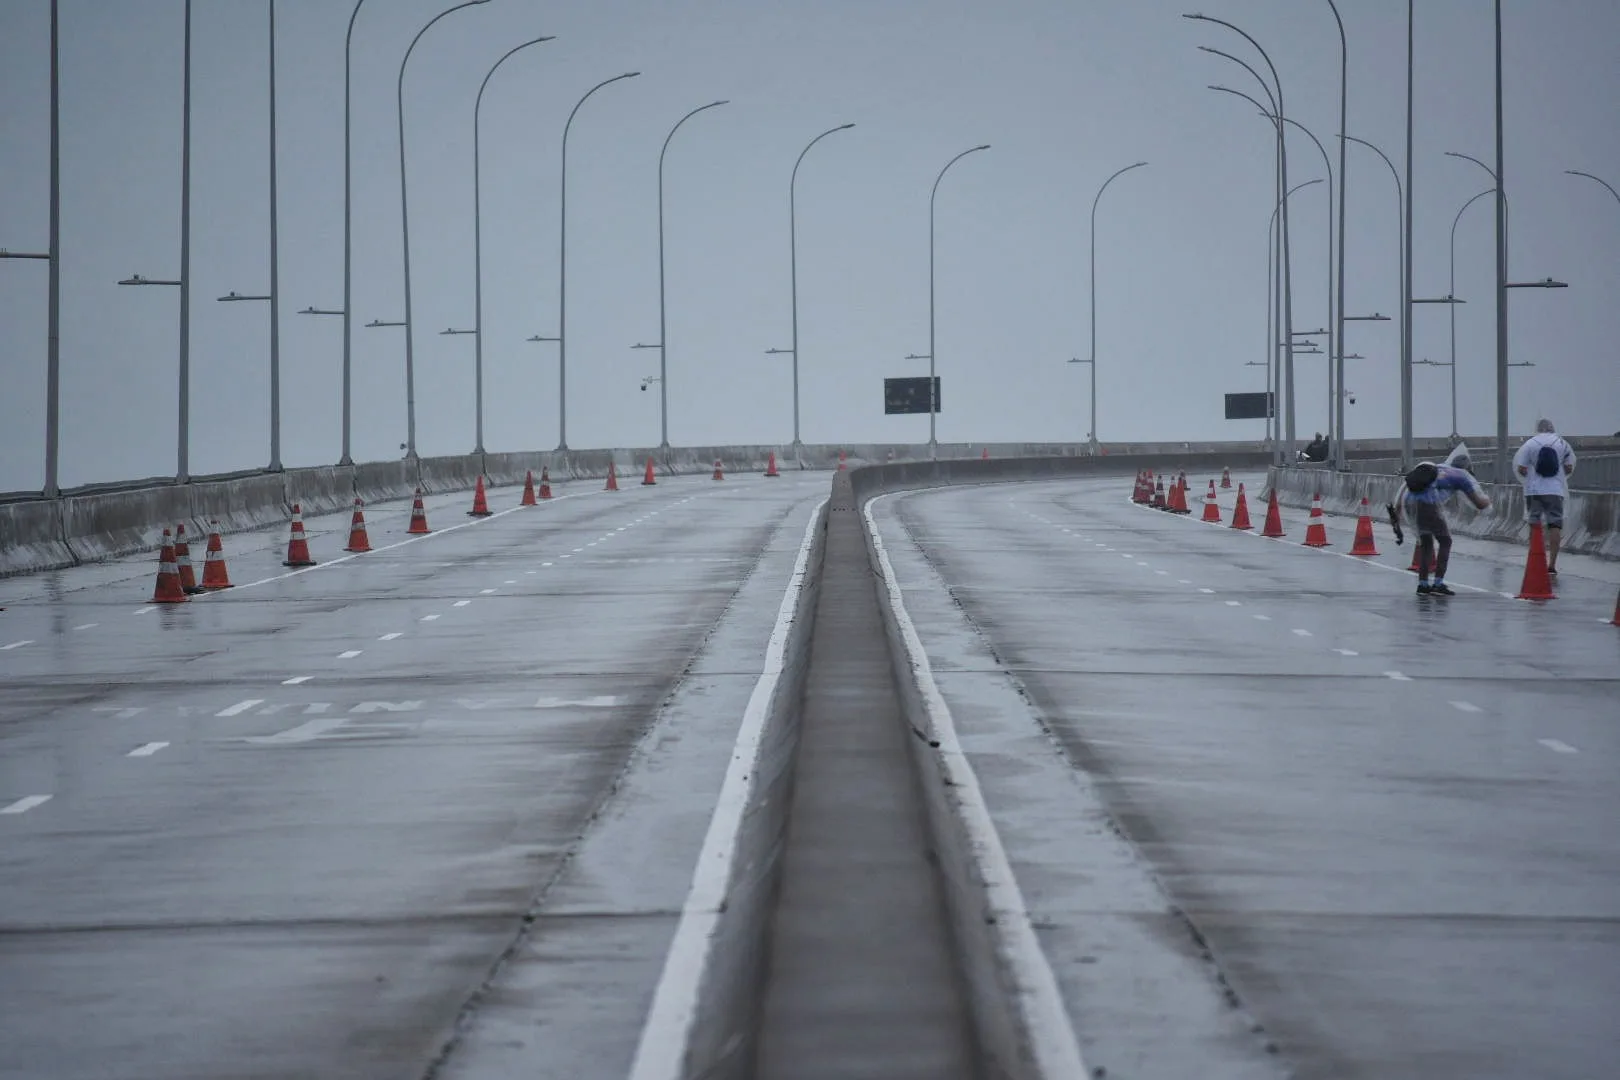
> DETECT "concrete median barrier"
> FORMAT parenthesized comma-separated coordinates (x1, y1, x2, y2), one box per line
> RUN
(281, 465, 355, 517)
(60, 483, 197, 565)
(0, 499, 72, 575)
(190, 472, 288, 536)
(352, 460, 420, 506)
(415, 454, 483, 495)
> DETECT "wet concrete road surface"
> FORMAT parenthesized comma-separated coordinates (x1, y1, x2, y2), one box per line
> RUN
(0, 474, 828, 1080)
(869, 473, 1620, 1080)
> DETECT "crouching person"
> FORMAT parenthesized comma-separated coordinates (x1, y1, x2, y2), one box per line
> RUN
(1394, 461, 1491, 596)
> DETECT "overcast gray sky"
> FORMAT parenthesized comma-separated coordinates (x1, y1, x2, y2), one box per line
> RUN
(2, 0, 1617, 490)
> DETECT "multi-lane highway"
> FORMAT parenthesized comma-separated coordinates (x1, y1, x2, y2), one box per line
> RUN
(3, 466, 1616, 1079)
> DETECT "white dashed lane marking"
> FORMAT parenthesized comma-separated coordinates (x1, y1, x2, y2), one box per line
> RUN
(479, 589, 497, 595)
(1292, 628, 1313, 637)
(1, 640, 32, 651)
(1254, 614, 1271, 621)
(73, 623, 98, 631)
(1385, 671, 1412, 681)
(216, 699, 265, 717)
(420, 614, 441, 622)
(1198, 588, 1216, 595)
(1334, 649, 1359, 657)
(1225, 600, 1242, 607)
(337, 650, 362, 659)
(282, 676, 312, 685)
(453, 600, 472, 608)
(127, 742, 169, 758)
(379, 633, 403, 641)
(1, 795, 51, 815)
(1448, 701, 1483, 714)
(1538, 739, 1579, 754)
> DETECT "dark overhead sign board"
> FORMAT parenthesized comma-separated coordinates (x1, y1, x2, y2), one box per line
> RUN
(885, 376, 941, 415)
(1224, 391, 1274, 420)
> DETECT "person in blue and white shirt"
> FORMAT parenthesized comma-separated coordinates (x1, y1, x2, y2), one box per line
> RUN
(1513, 418, 1576, 576)
(1394, 454, 1491, 596)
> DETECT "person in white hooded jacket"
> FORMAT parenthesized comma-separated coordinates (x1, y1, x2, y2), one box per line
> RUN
(1513, 418, 1577, 575)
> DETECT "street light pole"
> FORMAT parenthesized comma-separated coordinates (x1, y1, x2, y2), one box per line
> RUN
(1403, 0, 1416, 470)
(339, 0, 366, 465)
(1088, 161, 1146, 451)
(178, 0, 192, 482)
(397, 0, 489, 461)
(1186, 14, 1296, 461)
(472, 36, 554, 455)
(556, 72, 640, 451)
(45, 0, 60, 495)
(1565, 170, 1620, 207)
(1341, 134, 1404, 460)
(646, 100, 728, 450)
(785, 123, 855, 449)
(926, 144, 991, 459)
(1492, 0, 1509, 484)
(1325, 0, 1349, 476)
(267, 0, 281, 471)
(1450, 188, 1494, 437)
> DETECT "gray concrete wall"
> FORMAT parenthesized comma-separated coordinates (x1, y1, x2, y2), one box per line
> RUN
(1266, 465, 1620, 559)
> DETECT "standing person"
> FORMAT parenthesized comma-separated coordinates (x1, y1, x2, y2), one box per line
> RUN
(1513, 418, 1577, 577)
(1394, 460, 1492, 596)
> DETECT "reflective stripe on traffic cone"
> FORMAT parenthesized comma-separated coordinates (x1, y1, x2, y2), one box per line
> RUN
(200, 520, 233, 589)
(151, 529, 190, 603)
(1201, 480, 1222, 522)
(1152, 477, 1167, 509)
(173, 523, 203, 594)
(1516, 523, 1556, 600)
(764, 451, 780, 478)
(284, 504, 316, 566)
(521, 470, 537, 506)
(982, 446, 990, 460)
(1220, 466, 1232, 489)
(408, 488, 431, 534)
(1349, 498, 1380, 556)
(713, 459, 724, 481)
(1303, 492, 1331, 547)
(1262, 489, 1286, 538)
(1230, 483, 1252, 530)
(467, 476, 492, 517)
(344, 498, 372, 552)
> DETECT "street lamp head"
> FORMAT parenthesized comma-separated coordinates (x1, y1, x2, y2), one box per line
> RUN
(526, 334, 559, 343)
(837, 123, 855, 131)
(972, 143, 991, 152)
(623, 71, 641, 79)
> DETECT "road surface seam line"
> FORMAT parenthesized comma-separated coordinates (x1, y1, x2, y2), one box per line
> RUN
(864, 492, 1090, 1078)
(627, 500, 827, 1080)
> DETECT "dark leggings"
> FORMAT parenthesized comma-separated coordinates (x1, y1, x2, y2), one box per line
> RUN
(1418, 533, 1452, 579)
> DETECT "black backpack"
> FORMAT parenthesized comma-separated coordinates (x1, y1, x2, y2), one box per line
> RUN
(1404, 462, 1438, 493)
(1534, 441, 1562, 478)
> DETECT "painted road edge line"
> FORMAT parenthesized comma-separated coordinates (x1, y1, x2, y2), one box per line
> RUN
(862, 492, 1090, 1079)
(627, 498, 827, 1080)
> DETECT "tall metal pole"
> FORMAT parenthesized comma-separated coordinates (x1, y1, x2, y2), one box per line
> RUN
(1089, 161, 1147, 451)
(1326, 1, 1348, 468)
(178, 0, 192, 482)
(655, 100, 728, 449)
(1402, 0, 1416, 469)
(557, 72, 640, 451)
(340, 0, 364, 465)
(1450, 189, 1494, 438)
(473, 37, 552, 455)
(1342, 135, 1403, 449)
(397, 0, 487, 460)
(1265, 200, 1276, 448)
(788, 123, 854, 449)
(43, 0, 61, 496)
(927, 144, 990, 459)
(268, 0, 282, 471)
(1492, 0, 1509, 483)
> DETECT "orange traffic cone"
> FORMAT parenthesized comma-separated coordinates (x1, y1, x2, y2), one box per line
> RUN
(1609, 588, 1619, 626)
(344, 497, 372, 552)
(1515, 523, 1556, 600)
(1131, 471, 1145, 503)
(173, 523, 203, 594)
(1230, 483, 1253, 530)
(982, 446, 990, 460)
(1408, 541, 1423, 572)
(467, 475, 492, 517)
(539, 467, 553, 499)
(837, 449, 847, 471)
(200, 520, 233, 590)
(151, 529, 189, 603)
(605, 462, 619, 491)
(713, 459, 725, 481)
(408, 488, 431, 534)
(1303, 492, 1331, 547)
(764, 451, 780, 478)
(642, 457, 657, 486)
(1201, 480, 1222, 523)
(521, 470, 537, 506)
(1220, 466, 1232, 489)
(284, 504, 316, 566)
(1349, 498, 1380, 556)
(1261, 489, 1286, 538)
(1169, 477, 1191, 514)
(1152, 477, 1167, 509)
